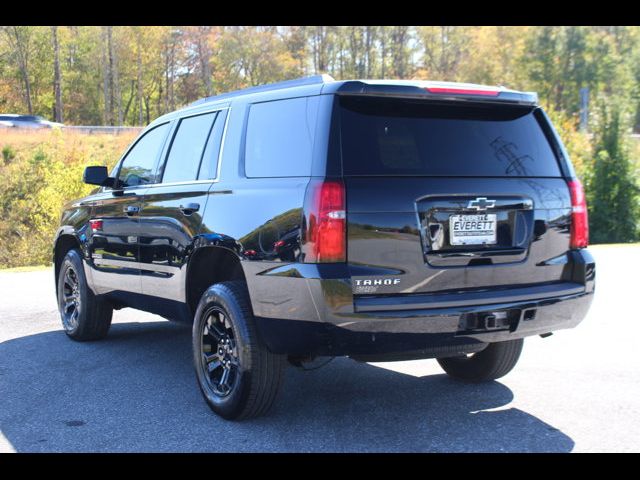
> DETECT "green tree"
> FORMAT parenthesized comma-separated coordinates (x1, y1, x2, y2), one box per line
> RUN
(586, 96, 640, 243)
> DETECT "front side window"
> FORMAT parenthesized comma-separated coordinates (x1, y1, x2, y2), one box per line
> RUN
(118, 123, 170, 187)
(162, 112, 218, 183)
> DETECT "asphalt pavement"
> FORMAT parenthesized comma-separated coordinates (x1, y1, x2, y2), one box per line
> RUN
(1, 245, 639, 452)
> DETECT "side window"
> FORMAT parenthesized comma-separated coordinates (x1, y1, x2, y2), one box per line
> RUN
(245, 96, 319, 178)
(118, 123, 170, 187)
(162, 112, 217, 183)
(198, 109, 228, 180)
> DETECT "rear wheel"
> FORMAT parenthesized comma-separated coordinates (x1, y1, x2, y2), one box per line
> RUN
(192, 281, 285, 420)
(437, 338, 524, 382)
(57, 249, 112, 341)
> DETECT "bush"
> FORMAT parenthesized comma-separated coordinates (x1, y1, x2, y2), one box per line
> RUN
(1, 144, 16, 165)
(542, 106, 593, 180)
(0, 130, 137, 268)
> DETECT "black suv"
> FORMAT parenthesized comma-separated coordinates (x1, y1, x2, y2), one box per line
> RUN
(54, 75, 595, 420)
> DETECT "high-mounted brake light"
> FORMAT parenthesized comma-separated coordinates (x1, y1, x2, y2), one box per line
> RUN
(425, 86, 500, 97)
(568, 179, 589, 249)
(303, 179, 346, 263)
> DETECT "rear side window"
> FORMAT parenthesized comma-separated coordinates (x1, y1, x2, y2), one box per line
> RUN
(162, 112, 217, 183)
(339, 96, 562, 177)
(245, 96, 320, 178)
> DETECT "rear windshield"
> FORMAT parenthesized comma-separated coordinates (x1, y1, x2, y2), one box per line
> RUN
(339, 96, 561, 177)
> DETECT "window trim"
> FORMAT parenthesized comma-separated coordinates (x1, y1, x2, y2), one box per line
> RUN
(112, 121, 172, 190)
(158, 110, 218, 185)
(154, 106, 231, 187)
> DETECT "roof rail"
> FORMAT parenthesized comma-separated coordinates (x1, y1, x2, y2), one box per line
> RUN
(189, 74, 335, 107)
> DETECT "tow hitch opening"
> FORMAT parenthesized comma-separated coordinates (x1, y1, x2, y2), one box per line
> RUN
(458, 309, 528, 334)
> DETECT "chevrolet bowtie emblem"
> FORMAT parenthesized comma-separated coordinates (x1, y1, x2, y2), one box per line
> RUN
(467, 197, 496, 211)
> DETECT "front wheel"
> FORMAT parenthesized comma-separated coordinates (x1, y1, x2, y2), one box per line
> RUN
(57, 248, 113, 341)
(437, 339, 524, 382)
(192, 281, 285, 420)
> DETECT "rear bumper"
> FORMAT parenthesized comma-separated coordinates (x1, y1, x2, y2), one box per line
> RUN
(249, 249, 595, 357)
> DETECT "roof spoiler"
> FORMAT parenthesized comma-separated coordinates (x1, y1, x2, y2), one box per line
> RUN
(333, 80, 538, 106)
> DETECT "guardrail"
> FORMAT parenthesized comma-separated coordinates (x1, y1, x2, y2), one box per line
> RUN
(62, 126, 143, 134)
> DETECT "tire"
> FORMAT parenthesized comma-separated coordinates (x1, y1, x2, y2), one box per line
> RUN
(57, 248, 112, 341)
(192, 281, 285, 420)
(437, 339, 524, 382)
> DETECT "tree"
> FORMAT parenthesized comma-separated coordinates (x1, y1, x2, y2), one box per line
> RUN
(586, 96, 640, 243)
(310, 26, 333, 74)
(281, 26, 308, 75)
(460, 26, 530, 87)
(215, 27, 298, 90)
(2, 26, 35, 114)
(109, 26, 122, 125)
(186, 26, 215, 97)
(389, 26, 413, 79)
(51, 26, 63, 122)
(417, 26, 470, 80)
(161, 28, 182, 112)
(101, 26, 112, 125)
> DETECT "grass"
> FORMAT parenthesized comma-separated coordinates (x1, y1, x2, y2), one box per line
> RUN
(0, 128, 138, 164)
(0, 264, 51, 273)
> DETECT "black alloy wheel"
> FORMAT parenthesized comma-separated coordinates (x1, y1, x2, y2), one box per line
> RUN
(57, 248, 112, 341)
(199, 307, 240, 397)
(192, 281, 285, 420)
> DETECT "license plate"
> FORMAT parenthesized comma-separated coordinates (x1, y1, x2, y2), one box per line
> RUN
(449, 214, 497, 245)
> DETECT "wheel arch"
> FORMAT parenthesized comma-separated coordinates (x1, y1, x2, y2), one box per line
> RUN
(53, 231, 82, 294)
(186, 246, 247, 318)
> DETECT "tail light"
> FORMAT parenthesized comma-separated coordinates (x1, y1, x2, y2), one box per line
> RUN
(89, 219, 103, 231)
(303, 179, 346, 263)
(568, 179, 589, 249)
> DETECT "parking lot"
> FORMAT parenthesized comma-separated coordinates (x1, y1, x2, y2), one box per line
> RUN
(1, 244, 639, 452)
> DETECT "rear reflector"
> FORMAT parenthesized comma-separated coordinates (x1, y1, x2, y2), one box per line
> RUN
(568, 179, 589, 249)
(426, 86, 500, 97)
(303, 179, 346, 263)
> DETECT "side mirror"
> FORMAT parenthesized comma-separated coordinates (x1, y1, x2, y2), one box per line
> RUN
(83, 166, 115, 187)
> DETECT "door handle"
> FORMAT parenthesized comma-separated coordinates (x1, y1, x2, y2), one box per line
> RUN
(179, 203, 200, 215)
(124, 205, 140, 215)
